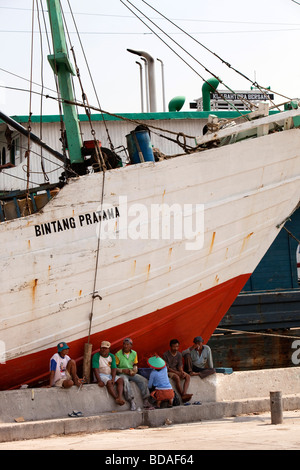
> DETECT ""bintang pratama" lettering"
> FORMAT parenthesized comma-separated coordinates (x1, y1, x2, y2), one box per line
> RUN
(34, 207, 120, 237)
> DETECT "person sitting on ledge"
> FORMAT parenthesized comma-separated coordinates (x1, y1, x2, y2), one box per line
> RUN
(182, 336, 216, 379)
(148, 356, 174, 408)
(48, 341, 84, 388)
(115, 337, 154, 410)
(163, 339, 193, 403)
(92, 340, 125, 406)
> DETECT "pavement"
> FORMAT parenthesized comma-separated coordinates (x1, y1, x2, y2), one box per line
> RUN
(1, 410, 300, 450)
(1, 367, 300, 450)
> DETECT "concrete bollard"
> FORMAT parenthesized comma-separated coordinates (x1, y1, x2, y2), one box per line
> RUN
(270, 391, 283, 424)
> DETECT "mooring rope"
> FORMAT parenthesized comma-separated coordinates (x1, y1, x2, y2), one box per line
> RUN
(87, 169, 106, 344)
(215, 327, 300, 340)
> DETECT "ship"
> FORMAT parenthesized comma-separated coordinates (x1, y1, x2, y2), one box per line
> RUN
(1, 0, 300, 390)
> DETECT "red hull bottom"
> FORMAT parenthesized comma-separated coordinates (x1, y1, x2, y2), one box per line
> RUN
(1, 273, 250, 390)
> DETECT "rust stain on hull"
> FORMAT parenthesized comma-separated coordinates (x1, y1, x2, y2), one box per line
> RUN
(31, 278, 38, 303)
(209, 232, 216, 254)
(131, 260, 137, 277)
(240, 232, 254, 254)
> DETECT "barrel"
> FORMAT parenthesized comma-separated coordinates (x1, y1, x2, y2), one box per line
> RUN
(126, 130, 154, 164)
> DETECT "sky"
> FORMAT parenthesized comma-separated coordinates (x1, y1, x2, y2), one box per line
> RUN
(1, 0, 300, 117)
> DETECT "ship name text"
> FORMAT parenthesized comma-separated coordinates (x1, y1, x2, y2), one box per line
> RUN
(34, 206, 120, 237)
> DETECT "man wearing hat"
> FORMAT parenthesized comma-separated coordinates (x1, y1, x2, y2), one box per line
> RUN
(92, 341, 125, 406)
(49, 341, 84, 388)
(148, 356, 174, 408)
(115, 338, 153, 410)
(182, 336, 215, 379)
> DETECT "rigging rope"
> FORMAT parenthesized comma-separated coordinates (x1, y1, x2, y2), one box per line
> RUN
(36, 0, 49, 183)
(59, 1, 108, 338)
(41, 0, 69, 167)
(283, 226, 300, 245)
(24, 0, 35, 216)
(121, 0, 249, 117)
(140, 0, 289, 109)
(59, 3, 84, 141)
(87, 170, 106, 344)
(215, 327, 300, 340)
(66, 0, 115, 153)
(122, 0, 293, 113)
(59, 2, 107, 170)
(48, 94, 202, 154)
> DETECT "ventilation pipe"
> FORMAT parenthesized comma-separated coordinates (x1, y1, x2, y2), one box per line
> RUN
(135, 61, 144, 112)
(127, 49, 157, 112)
(141, 57, 149, 112)
(157, 58, 166, 112)
(168, 96, 185, 112)
(202, 77, 220, 111)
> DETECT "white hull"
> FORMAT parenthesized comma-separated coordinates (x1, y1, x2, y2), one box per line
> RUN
(1, 126, 300, 373)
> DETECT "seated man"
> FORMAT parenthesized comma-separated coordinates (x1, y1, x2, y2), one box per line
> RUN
(182, 336, 216, 379)
(148, 356, 174, 408)
(163, 339, 193, 403)
(49, 341, 84, 388)
(92, 340, 125, 406)
(115, 337, 153, 410)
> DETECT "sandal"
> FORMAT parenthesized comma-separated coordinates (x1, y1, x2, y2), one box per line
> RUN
(68, 410, 83, 417)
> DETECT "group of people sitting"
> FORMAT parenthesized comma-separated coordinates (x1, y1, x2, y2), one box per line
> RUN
(49, 336, 215, 410)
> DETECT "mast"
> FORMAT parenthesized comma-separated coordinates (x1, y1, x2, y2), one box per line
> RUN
(46, 0, 84, 165)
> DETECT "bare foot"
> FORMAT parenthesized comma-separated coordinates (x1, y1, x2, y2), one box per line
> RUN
(115, 398, 125, 406)
(182, 394, 193, 403)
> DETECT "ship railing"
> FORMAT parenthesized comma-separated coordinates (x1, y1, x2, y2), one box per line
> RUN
(195, 106, 300, 148)
(0, 182, 62, 222)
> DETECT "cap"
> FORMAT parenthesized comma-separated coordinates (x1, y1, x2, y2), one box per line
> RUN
(123, 337, 133, 344)
(193, 336, 203, 343)
(147, 356, 166, 370)
(57, 341, 69, 352)
(101, 341, 111, 348)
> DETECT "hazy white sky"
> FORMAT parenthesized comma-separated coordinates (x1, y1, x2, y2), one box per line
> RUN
(1, 0, 300, 116)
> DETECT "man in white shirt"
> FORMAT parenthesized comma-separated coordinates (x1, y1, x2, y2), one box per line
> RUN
(49, 341, 84, 388)
(182, 336, 216, 379)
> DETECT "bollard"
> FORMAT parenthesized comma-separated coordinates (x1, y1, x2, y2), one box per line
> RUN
(270, 391, 283, 424)
(83, 342, 93, 384)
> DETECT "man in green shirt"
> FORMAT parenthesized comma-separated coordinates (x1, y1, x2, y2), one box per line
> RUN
(92, 340, 125, 406)
(115, 338, 153, 410)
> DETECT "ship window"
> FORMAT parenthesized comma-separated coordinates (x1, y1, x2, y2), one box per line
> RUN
(10, 136, 20, 165)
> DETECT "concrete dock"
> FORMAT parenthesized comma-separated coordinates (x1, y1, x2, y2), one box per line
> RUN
(1, 367, 300, 443)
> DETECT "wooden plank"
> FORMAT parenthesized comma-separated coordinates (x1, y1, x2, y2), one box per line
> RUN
(218, 290, 300, 331)
(208, 329, 300, 371)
